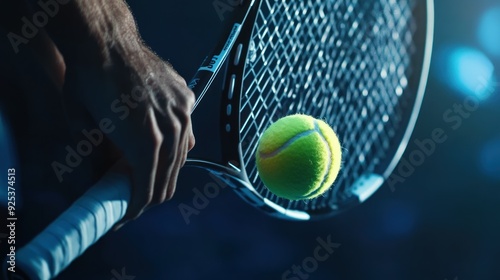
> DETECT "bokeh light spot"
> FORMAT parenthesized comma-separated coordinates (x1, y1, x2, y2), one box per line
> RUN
(478, 6, 500, 57)
(436, 46, 495, 101)
(478, 137, 500, 180)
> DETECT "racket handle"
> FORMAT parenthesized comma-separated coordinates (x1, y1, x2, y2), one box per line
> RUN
(9, 171, 130, 280)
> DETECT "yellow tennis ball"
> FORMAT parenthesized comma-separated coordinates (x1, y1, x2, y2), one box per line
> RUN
(255, 114, 342, 200)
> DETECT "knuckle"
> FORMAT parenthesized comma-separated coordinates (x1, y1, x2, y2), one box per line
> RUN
(172, 104, 191, 124)
(168, 68, 188, 88)
(169, 118, 182, 135)
(142, 130, 163, 154)
(189, 136, 196, 150)
(185, 89, 196, 105)
(179, 112, 191, 127)
(177, 76, 188, 88)
(151, 132, 164, 149)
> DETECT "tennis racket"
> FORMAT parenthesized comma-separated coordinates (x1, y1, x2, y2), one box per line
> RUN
(11, 0, 434, 279)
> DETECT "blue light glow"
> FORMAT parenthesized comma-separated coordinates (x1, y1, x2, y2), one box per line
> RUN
(479, 137, 500, 180)
(436, 46, 495, 101)
(478, 6, 500, 57)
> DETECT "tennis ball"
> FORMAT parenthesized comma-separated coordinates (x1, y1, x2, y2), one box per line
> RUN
(255, 114, 342, 200)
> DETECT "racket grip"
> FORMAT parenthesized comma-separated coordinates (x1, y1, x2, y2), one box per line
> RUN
(9, 171, 130, 280)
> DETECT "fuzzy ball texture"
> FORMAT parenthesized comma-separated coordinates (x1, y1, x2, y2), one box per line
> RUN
(255, 114, 342, 200)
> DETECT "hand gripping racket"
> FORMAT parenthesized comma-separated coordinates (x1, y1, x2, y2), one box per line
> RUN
(10, 0, 433, 279)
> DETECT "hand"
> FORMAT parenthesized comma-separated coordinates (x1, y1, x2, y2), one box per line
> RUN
(53, 1, 196, 229)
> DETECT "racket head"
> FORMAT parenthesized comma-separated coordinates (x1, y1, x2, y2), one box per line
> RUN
(192, 0, 434, 220)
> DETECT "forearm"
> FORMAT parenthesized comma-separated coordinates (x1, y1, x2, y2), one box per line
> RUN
(44, 0, 142, 64)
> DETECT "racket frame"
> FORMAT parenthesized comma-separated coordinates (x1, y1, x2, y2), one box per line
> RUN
(191, 0, 435, 220)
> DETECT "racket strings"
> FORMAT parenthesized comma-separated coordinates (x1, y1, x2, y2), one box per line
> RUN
(240, 0, 418, 212)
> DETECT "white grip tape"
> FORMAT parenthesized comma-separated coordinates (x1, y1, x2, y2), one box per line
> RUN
(15, 172, 130, 280)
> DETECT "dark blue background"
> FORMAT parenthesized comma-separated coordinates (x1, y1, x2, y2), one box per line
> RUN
(3, 0, 500, 279)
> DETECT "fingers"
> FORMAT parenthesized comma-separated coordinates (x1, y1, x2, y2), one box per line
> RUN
(188, 120, 196, 152)
(114, 76, 195, 230)
(150, 88, 194, 204)
(114, 108, 161, 230)
(161, 109, 188, 201)
(150, 108, 180, 204)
